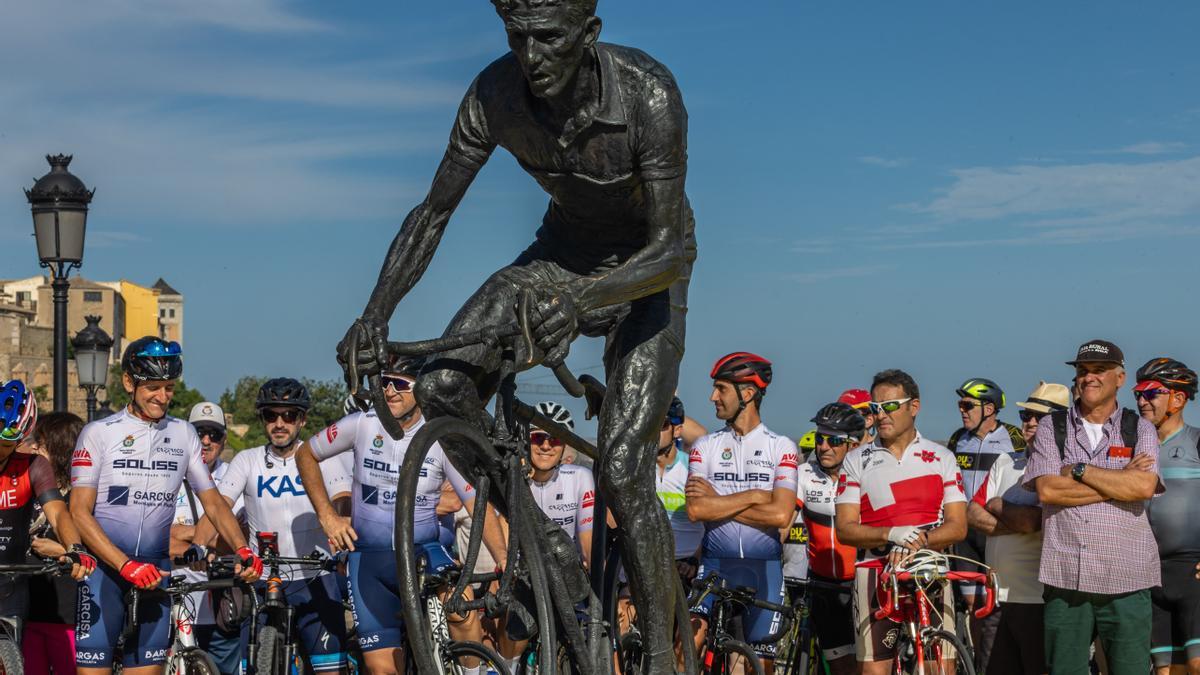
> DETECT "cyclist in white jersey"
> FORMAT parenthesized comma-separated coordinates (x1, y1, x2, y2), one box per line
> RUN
(297, 357, 502, 675)
(194, 379, 354, 673)
(70, 337, 261, 675)
(687, 353, 799, 672)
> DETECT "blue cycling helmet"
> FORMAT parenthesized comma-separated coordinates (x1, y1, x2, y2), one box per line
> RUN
(0, 380, 38, 442)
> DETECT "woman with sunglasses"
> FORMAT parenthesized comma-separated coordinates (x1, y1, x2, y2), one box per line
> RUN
(298, 357, 504, 675)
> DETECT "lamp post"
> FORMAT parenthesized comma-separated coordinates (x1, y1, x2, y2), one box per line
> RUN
(25, 155, 94, 412)
(72, 315, 113, 421)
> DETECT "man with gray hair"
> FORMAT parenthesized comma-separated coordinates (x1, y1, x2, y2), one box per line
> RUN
(337, 0, 696, 670)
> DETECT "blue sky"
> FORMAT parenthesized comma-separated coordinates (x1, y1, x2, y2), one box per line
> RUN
(3, 1, 1198, 438)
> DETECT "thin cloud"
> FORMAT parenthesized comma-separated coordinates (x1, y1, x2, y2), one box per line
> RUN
(1107, 141, 1186, 156)
(785, 265, 893, 284)
(858, 156, 911, 169)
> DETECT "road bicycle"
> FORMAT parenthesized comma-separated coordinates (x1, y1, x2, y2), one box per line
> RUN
(857, 550, 998, 675)
(125, 559, 246, 675)
(774, 576, 853, 675)
(688, 571, 796, 675)
(345, 297, 695, 675)
(0, 557, 75, 675)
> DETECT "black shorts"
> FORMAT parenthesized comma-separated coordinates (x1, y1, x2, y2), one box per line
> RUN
(794, 574, 853, 661)
(1151, 558, 1200, 667)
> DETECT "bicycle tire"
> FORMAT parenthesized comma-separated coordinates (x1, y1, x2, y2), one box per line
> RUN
(176, 648, 221, 675)
(442, 641, 508, 675)
(911, 629, 975, 675)
(710, 638, 764, 675)
(255, 624, 287, 675)
(0, 635, 22, 675)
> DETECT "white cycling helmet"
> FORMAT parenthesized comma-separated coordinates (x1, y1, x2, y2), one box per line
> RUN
(535, 401, 574, 430)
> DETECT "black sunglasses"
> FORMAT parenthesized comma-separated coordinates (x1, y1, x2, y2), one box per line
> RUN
(195, 426, 226, 442)
(958, 400, 986, 412)
(1018, 410, 1047, 423)
(1133, 388, 1171, 402)
(261, 409, 302, 424)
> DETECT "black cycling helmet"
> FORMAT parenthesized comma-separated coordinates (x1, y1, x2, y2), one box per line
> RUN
(956, 377, 1006, 410)
(121, 336, 183, 382)
(255, 378, 311, 411)
(666, 396, 685, 424)
(810, 402, 867, 438)
(384, 354, 426, 379)
(1136, 357, 1198, 400)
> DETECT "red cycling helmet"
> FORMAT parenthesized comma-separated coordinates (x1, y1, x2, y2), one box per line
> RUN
(838, 388, 872, 411)
(710, 352, 773, 391)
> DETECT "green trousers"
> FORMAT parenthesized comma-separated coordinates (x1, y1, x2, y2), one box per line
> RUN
(1043, 585, 1152, 675)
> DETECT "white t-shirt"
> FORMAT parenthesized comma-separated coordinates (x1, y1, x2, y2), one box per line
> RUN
(172, 460, 242, 625)
(1082, 420, 1105, 451)
(972, 452, 1043, 604)
(218, 446, 352, 579)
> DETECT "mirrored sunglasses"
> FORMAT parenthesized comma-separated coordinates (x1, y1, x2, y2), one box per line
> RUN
(1133, 388, 1171, 402)
(135, 340, 182, 358)
(870, 397, 912, 414)
(381, 375, 415, 393)
(530, 431, 562, 447)
(815, 432, 853, 448)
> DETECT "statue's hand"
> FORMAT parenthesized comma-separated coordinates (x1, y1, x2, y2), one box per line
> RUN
(530, 287, 580, 366)
(337, 316, 389, 391)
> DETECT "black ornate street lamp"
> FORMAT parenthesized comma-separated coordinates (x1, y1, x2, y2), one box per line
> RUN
(25, 155, 94, 412)
(72, 315, 113, 421)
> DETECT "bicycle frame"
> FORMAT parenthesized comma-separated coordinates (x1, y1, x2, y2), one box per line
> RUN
(247, 533, 335, 675)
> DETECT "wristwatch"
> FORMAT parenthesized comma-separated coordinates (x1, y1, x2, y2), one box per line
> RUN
(1071, 462, 1087, 482)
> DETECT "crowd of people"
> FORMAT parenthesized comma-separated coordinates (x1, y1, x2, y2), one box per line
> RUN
(0, 334, 1195, 675)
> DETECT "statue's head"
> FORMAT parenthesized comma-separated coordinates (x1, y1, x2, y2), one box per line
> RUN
(491, 0, 601, 99)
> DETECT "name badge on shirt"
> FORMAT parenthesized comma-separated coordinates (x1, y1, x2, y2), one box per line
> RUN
(1108, 445, 1133, 459)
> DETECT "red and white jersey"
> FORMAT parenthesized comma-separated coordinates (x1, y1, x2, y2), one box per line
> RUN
(835, 432, 964, 557)
(796, 460, 856, 581)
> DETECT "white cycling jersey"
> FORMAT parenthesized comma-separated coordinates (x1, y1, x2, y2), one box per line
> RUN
(688, 423, 799, 560)
(218, 445, 353, 578)
(656, 453, 703, 558)
(530, 463, 595, 543)
(308, 412, 472, 550)
(71, 408, 215, 559)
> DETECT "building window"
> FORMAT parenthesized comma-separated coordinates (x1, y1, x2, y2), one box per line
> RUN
(83, 291, 102, 302)
(15, 291, 30, 306)
(159, 309, 166, 318)
(169, 309, 176, 318)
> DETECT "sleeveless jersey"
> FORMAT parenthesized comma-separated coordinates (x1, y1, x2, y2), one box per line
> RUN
(1147, 424, 1200, 560)
(688, 424, 799, 560)
(657, 452, 704, 558)
(71, 409, 215, 558)
(218, 446, 352, 577)
(0, 453, 61, 564)
(308, 412, 471, 550)
(530, 464, 595, 543)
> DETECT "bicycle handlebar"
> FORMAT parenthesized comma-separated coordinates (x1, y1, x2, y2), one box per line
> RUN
(859, 560, 999, 621)
(0, 559, 75, 576)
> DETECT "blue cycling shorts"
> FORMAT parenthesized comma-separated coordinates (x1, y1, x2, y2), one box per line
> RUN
(347, 543, 455, 653)
(693, 557, 786, 660)
(75, 558, 172, 668)
(241, 573, 347, 672)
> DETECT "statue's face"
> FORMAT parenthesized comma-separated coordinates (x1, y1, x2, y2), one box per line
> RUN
(502, 7, 598, 99)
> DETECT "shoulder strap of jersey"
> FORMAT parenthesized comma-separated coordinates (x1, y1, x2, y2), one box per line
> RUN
(1052, 410, 1069, 461)
(1120, 408, 1139, 453)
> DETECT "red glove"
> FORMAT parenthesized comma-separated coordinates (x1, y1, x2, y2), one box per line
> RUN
(237, 546, 264, 578)
(120, 560, 162, 588)
(66, 547, 97, 575)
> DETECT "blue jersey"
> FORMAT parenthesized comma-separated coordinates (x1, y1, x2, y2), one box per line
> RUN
(71, 408, 215, 558)
(688, 424, 799, 560)
(308, 412, 472, 550)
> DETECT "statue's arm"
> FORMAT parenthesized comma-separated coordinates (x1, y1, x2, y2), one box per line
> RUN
(363, 156, 484, 321)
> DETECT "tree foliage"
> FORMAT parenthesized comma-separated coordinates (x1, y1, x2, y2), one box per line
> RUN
(219, 376, 348, 451)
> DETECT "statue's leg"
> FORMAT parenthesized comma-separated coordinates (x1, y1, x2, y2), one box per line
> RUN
(597, 288, 686, 674)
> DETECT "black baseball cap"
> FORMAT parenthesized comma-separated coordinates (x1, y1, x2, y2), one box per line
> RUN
(1066, 339, 1125, 367)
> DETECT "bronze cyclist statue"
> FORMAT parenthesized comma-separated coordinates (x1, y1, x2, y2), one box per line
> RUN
(337, 0, 695, 671)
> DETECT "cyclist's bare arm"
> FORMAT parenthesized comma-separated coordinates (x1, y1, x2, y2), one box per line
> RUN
(834, 502, 890, 549)
(1066, 455, 1160, 502)
(922, 502, 966, 551)
(566, 177, 688, 312)
(986, 497, 1041, 534)
(40, 498, 85, 550)
(189, 498, 235, 549)
(685, 476, 770, 523)
(1035, 474, 1108, 506)
(733, 486, 798, 530)
(70, 487, 136, 569)
(579, 529, 593, 569)
(463, 496, 508, 569)
(297, 442, 357, 550)
(361, 154, 486, 323)
(967, 501, 1007, 535)
(197, 488, 250, 551)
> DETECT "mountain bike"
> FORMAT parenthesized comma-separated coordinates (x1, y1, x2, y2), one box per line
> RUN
(125, 559, 246, 675)
(246, 532, 341, 675)
(348, 297, 695, 675)
(857, 550, 998, 675)
(688, 571, 796, 675)
(0, 557, 75, 675)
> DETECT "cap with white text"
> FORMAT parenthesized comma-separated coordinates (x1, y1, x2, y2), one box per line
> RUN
(1066, 339, 1124, 367)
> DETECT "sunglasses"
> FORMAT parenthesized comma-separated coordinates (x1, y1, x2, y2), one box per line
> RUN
(957, 400, 986, 412)
(1133, 388, 1171, 402)
(870, 398, 913, 415)
(1018, 410, 1047, 423)
(261, 409, 302, 424)
(381, 375, 415, 393)
(135, 340, 182, 358)
(815, 432, 854, 448)
(195, 426, 226, 442)
(530, 431, 563, 447)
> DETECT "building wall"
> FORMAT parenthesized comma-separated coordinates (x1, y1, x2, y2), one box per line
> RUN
(33, 280, 121, 355)
(116, 280, 160, 343)
(158, 294, 183, 345)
